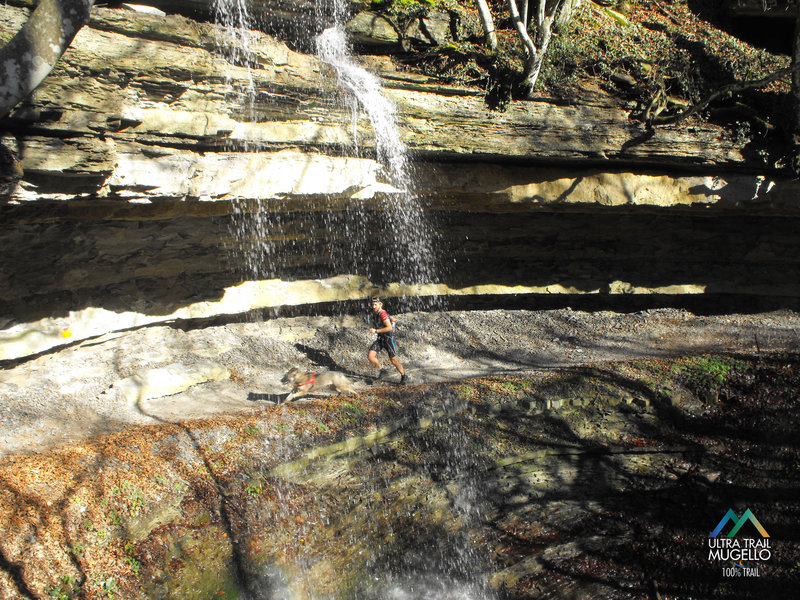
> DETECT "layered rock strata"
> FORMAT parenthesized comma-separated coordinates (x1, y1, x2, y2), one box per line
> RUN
(1, 2, 799, 360)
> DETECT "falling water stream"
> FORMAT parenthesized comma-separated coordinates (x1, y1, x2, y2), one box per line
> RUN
(213, 0, 440, 300)
(208, 2, 493, 599)
(313, 17, 438, 291)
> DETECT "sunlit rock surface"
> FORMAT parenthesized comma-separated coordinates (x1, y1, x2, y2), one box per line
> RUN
(1, 2, 799, 361)
(0, 4, 799, 596)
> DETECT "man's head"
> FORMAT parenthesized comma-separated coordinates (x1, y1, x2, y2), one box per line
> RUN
(371, 297, 382, 312)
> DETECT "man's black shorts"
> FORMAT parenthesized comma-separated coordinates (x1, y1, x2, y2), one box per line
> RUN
(370, 335, 398, 358)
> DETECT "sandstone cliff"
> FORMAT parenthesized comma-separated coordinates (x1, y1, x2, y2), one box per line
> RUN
(1, 0, 799, 360)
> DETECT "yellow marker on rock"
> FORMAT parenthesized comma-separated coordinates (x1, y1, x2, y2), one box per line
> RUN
(61, 328, 72, 338)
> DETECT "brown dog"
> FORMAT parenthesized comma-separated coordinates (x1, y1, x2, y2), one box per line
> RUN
(280, 367, 356, 402)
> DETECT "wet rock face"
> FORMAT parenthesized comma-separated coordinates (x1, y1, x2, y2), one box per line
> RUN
(2, 204, 798, 320)
(1, 2, 800, 360)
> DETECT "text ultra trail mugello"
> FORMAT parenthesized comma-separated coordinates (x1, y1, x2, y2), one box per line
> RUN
(707, 537, 772, 562)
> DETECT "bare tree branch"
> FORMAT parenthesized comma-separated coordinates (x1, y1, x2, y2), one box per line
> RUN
(508, 0, 537, 64)
(650, 0, 681, 25)
(475, 0, 498, 52)
(651, 65, 795, 126)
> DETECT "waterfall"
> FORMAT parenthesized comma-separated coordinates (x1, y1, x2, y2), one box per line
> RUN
(313, 20, 439, 295)
(315, 25, 409, 187)
(208, 4, 496, 599)
(213, 0, 440, 305)
(212, 0, 271, 286)
(212, 0, 257, 101)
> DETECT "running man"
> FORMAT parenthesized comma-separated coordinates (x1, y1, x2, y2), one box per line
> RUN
(367, 296, 407, 384)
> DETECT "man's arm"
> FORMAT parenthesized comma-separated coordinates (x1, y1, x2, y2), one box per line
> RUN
(369, 312, 393, 334)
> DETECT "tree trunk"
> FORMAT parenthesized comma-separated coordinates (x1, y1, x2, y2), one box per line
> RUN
(507, 0, 537, 62)
(509, 0, 559, 95)
(520, 0, 530, 27)
(0, 0, 94, 118)
(475, 0, 498, 52)
(520, 24, 554, 94)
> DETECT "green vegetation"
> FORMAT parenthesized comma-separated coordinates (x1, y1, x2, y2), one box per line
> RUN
(93, 574, 118, 599)
(368, 0, 448, 11)
(675, 354, 750, 393)
(244, 479, 264, 499)
(110, 481, 147, 518)
(456, 384, 476, 400)
(47, 575, 81, 600)
(124, 543, 141, 577)
(369, 0, 792, 164)
(541, 1, 788, 114)
(497, 379, 534, 392)
(339, 400, 367, 424)
(67, 542, 85, 559)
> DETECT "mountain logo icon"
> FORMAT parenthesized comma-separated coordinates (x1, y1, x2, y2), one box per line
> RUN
(710, 509, 770, 538)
